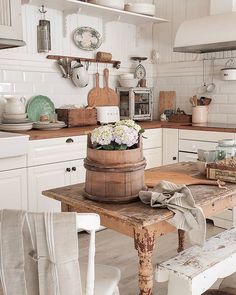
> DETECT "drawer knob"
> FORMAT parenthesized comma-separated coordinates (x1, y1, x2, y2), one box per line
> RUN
(173, 156, 177, 161)
(66, 138, 74, 143)
(72, 167, 76, 171)
(66, 168, 71, 172)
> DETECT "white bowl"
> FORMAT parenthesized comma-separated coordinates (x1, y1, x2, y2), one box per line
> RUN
(3, 112, 27, 120)
(119, 73, 134, 79)
(124, 3, 156, 16)
(88, 0, 125, 10)
(119, 78, 139, 88)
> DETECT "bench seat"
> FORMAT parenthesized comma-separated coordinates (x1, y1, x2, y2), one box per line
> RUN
(155, 228, 236, 295)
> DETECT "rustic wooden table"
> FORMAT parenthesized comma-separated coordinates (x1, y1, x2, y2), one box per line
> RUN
(43, 162, 236, 295)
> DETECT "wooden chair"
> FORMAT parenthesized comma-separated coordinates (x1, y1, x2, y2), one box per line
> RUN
(76, 213, 121, 295)
(155, 227, 236, 295)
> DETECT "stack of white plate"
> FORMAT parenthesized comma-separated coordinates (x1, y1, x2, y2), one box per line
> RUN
(0, 113, 33, 131)
(33, 121, 66, 131)
(124, 3, 156, 16)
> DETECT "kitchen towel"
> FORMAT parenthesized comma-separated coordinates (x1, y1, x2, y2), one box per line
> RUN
(139, 181, 206, 245)
(0, 210, 82, 295)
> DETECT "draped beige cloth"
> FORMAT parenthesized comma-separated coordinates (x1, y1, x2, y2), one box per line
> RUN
(0, 210, 82, 295)
(139, 181, 206, 245)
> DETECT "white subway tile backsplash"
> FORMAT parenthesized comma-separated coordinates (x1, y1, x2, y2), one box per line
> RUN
(13, 82, 34, 94)
(3, 71, 23, 82)
(0, 83, 12, 93)
(24, 72, 44, 82)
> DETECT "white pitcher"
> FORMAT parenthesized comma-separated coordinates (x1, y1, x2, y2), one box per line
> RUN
(4, 96, 26, 114)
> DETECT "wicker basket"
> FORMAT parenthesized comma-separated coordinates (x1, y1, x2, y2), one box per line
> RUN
(56, 108, 97, 127)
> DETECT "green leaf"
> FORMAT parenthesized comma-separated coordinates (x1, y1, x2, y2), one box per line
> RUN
(102, 145, 115, 150)
(139, 128, 145, 134)
(115, 145, 127, 150)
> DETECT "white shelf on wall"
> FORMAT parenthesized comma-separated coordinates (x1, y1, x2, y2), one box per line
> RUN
(23, 0, 168, 25)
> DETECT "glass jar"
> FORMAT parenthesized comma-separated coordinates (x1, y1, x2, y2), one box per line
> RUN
(216, 139, 236, 160)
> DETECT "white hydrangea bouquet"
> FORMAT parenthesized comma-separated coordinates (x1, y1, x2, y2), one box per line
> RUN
(90, 120, 145, 150)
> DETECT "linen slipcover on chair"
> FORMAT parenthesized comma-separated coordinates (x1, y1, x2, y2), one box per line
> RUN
(0, 210, 120, 295)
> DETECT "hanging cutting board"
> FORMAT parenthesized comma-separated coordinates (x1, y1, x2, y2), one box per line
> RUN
(100, 68, 119, 106)
(87, 69, 119, 107)
(87, 73, 103, 107)
(158, 91, 176, 115)
(145, 171, 224, 188)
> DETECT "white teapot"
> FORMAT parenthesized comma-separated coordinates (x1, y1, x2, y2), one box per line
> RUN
(4, 96, 26, 114)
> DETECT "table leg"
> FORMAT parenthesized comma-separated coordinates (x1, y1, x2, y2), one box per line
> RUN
(134, 227, 156, 295)
(177, 229, 186, 253)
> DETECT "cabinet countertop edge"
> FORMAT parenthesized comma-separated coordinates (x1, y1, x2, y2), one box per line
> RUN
(17, 121, 236, 140)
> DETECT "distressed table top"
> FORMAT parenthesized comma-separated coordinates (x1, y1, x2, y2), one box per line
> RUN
(43, 162, 236, 229)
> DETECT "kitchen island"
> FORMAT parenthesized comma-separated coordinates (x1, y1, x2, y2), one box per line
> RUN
(43, 162, 236, 295)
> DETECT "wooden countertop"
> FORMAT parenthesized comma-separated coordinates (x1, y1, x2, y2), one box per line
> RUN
(20, 121, 236, 140)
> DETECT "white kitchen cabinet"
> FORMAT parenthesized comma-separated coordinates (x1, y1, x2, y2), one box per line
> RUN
(144, 148, 162, 169)
(0, 168, 27, 210)
(0, 0, 24, 41)
(143, 128, 162, 169)
(28, 159, 86, 212)
(162, 128, 179, 165)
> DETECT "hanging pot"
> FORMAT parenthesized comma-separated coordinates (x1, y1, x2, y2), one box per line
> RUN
(221, 58, 236, 80)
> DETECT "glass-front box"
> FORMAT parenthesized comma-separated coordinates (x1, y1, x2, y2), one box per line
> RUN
(117, 87, 153, 121)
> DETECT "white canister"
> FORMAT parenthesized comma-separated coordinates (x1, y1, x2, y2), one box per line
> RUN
(192, 106, 208, 124)
(221, 68, 236, 80)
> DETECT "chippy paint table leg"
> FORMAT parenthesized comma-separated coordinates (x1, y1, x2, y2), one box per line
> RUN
(134, 227, 156, 295)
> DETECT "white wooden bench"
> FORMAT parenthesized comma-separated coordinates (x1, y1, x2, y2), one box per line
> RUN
(155, 228, 236, 295)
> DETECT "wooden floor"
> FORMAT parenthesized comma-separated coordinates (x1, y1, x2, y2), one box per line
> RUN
(78, 221, 235, 295)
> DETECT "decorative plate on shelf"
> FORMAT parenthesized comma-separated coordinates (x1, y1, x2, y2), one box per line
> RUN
(73, 27, 102, 51)
(26, 95, 55, 122)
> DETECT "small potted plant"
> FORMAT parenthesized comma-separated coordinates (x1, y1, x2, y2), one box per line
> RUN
(84, 120, 146, 203)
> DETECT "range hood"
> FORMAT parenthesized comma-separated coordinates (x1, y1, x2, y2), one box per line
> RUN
(174, 0, 236, 53)
(0, 38, 26, 50)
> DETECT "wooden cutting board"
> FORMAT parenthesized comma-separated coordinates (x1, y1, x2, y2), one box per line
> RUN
(87, 73, 103, 107)
(158, 91, 176, 115)
(87, 69, 119, 107)
(145, 171, 224, 187)
(100, 68, 119, 106)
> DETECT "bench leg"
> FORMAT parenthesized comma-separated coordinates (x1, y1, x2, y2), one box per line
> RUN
(167, 274, 194, 295)
(178, 229, 186, 253)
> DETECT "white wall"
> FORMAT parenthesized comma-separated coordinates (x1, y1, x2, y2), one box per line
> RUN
(0, 4, 155, 113)
(155, 0, 236, 124)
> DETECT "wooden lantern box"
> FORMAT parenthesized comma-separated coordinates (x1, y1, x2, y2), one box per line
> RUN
(56, 108, 97, 127)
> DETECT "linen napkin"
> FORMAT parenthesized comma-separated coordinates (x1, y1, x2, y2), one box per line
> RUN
(139, 180, 206, 245)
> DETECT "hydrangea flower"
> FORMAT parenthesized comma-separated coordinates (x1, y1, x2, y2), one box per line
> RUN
(115, 119, 141, 133)
(91, 125, 114, 146)
(90, 120, 143, 150)
(113, 125, 139, 147)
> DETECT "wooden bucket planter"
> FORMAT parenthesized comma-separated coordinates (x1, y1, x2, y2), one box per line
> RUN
(84, 135, 147, 203)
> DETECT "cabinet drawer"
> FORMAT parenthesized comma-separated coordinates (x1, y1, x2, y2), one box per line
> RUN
(179, 130, 234, 142)
(28, 135, 87, 166)
(144, 148, 162, 169)
(179, 140, 217, 153)
(143, 128, 162, 149)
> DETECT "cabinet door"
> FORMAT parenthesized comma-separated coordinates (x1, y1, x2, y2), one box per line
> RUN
(144, 148, 162, 169)
(70, 159, 86, 185)
(0, 168, 27, 210)
(28, 162, 71, 212)
(0, 0, 23, 40)
(162, 128, 179, 165)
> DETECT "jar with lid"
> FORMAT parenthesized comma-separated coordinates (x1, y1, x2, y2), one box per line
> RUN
(216, 139, 236, 160)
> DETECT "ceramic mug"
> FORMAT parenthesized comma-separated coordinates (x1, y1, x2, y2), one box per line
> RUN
(71, 62, 89, 88)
